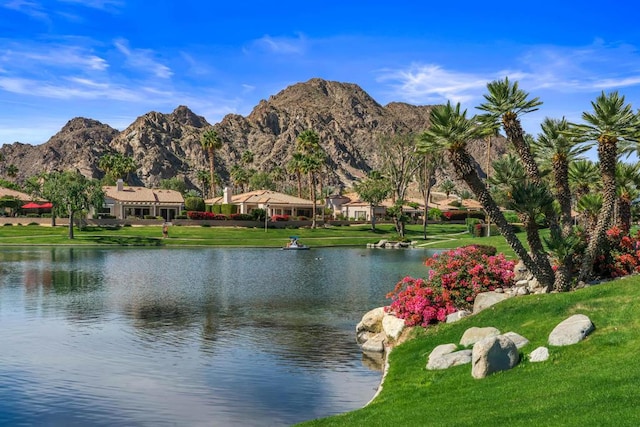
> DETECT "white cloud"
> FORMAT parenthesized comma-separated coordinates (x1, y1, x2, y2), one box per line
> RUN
(56, 0, 123, 11)
(247, 33, 307, 55)
(114, 38, 173, 79)
(0, 42, 109, 73)
(377, 64, 490, 104)
(2, 0, 49, 21)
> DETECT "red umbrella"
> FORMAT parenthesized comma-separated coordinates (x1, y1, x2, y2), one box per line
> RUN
(38, 202, 53, 209)
(21, 202, 42, 209)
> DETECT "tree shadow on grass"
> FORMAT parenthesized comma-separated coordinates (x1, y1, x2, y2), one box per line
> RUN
(78, 235, 163, 246)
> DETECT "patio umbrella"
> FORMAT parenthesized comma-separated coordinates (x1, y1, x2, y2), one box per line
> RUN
(38, 202, 53, 209)
(21, 202, 42, 209)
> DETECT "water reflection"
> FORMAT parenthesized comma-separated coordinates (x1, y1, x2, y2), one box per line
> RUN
(0, 247, 432, 426)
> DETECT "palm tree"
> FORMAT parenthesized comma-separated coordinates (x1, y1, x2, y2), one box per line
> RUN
(576, 193, 602, 232)
(533, 117, 590, 236)
(438, 179, 456, 199)
(269, 166, 285, 192)
(299, 151, 325, 228)
(570, 91, 640, 281)
(418, 101, 555, 290)
(196, 169, 210, 198)
(200, 128, 222, 197)
(286, 153, 306, 198)
(615, 162, 640, 234)
(569, 159, 600, 203)
(5, 164, 18, 180)
(487, 153, 527, 206)
(241, 150, 254, 166)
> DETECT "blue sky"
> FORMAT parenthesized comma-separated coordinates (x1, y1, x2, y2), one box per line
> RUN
(2, 0, 640, 145)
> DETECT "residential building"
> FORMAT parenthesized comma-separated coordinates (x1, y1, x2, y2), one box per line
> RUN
(100, 179, 184, 220)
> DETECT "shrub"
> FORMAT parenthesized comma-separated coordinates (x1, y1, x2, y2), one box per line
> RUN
(143, 215, 158, 220)
(27, 222, 40, 226)
(503, 211, 520, 223)
(427, 208, 442, 221)
(271, 214, 290, 222)
(229, 213, 253, 221)
(187, 211, 227, 220)
(26, 213, 40, 218)
(184, 197, 206, 212)
(3, 223, 12, 226)
(220, 204, 238, 215)
(175, 215, 188, 219)
(465, 218, 482, 235)
(386, 246, 515, 327)
(448, 200, 462, 207)
(594, 226, 640, 278)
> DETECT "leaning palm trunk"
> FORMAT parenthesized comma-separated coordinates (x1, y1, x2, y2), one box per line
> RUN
(521, 214, 555, 286)
(449, 148, 554, 289)
(208, 148, 216, 197)
(578, 139, 617, 282)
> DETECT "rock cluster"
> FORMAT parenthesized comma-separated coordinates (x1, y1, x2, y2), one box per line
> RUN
(424, 314, 595, 378)
(366, 240, 415, 249)
(356, 307, 406, 353)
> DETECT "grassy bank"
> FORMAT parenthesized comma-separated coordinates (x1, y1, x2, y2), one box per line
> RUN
(0, 222, 484, 248)
(299, 275, 640, 426)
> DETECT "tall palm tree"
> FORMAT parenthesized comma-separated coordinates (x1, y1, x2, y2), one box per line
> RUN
(438, 179, 456, 199)
(196, 169, 210, 198)
(299, 151, 326, 228)
(533, 117, 590, 236)
(570, 91, 640, 281)
(269, 166, 285, 192)
(286, 153, 306, 198)
(200, 128, 222, 197)
(419, 102, 554, 290)
(478, 77, 543, 185)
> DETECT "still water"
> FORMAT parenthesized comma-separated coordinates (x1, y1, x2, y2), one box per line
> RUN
(0, 247, 433, 426)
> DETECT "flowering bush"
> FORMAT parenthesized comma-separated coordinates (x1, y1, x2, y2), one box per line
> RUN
(271, 214, 290, 222)
(594, 226, 640, 278)
(385, 277, 456, 327)
(229, 213, 253, 221)
(187, 211, 227, 220)
(386, 246, 515, 328)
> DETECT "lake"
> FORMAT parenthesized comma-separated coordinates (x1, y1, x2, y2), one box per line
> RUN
(0, 247, 435, 426)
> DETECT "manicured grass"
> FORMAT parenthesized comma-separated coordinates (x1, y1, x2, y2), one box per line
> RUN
(298, 275, 640, 426)
(0, 222, 475, 247)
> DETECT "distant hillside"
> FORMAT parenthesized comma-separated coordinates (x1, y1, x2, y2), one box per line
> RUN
(0, 78, 507, 192)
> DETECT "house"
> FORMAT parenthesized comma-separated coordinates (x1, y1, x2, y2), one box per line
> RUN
(100, 179, 184, 220)
(206, 187, 317, 218)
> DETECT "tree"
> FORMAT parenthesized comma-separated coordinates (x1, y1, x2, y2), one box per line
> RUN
(269, 166, 285, 192)
(287, 152, 306, 198)
(570, 91, 640, 281)
(419, 101, 555, 290)
(378, 133, 421, 202)
(295, 129, 326, 228)
(415, 146, 444, 239)
(249, 171, 275, 191)
(160, 177, 187, 194)
(438, 179, 456, 198)
(533, 117, 589, 236)
(98, 153, 138, 184)
(241, 150, 254, 165)
(230, 165, 251, 193)
(615, 162, 640, 234)
(196, 169, 211, 198)
(353, 171, 392, 231)
(41, 171, 104, 239)
(200, 128, 222, 197)
(5, 164, 18, 180)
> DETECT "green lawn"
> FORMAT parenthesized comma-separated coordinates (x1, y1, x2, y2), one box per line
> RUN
(298, 276, 640, 426)
(0, 222, 477, 248)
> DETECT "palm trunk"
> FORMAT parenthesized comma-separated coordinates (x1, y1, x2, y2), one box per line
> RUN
(554, 161, 574, 237)
(309, 172, 316, 228)
(208, 148, 216, 198)
(578, 138, 617, 282)
(449, 148, 554, 289)
(618, 196, 631, 235)
(296, 172, 302, 198)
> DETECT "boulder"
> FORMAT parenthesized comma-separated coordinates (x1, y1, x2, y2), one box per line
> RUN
(529, 346, 550, 362)
(503, 331, 530, 349)
(460, 326, 501, 347)
(548, 314, 595, 346)
(513, 260, 531, 282)
(382, 313, 405, 341)
(446, 310, 471, 323)
(361, 332, 386, 353)
(427, 350, 472, 370)
(473, 292, 512, 314)
(472, 335, 520, 379)
(356, 307, 385, 335)
(428, 343, 458, 361)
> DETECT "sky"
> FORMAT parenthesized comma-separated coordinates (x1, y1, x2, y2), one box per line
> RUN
(1, 0, 640, 146)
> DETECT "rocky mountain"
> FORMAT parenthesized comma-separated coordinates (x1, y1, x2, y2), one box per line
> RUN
(0, 78, 507, 193)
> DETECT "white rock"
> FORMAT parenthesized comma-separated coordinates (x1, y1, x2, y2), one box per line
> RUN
(427, 350, 472, 370)
(503, 331, 530, 349)
(428, 343, 458, 362)
(382, 313, 405, 341)
(472, 335, 520, 379)
(548, 314, 595, 346)
(356, 307, 385, 334)
(361, 332, 385, 353)
(529, 346, 550, 362)
(446, 310, 471, 323)
(460, 326, 501, 347)
(473, 292, 511, 314)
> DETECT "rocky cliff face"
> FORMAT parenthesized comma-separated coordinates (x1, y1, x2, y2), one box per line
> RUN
(0, 78, 507, 192)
